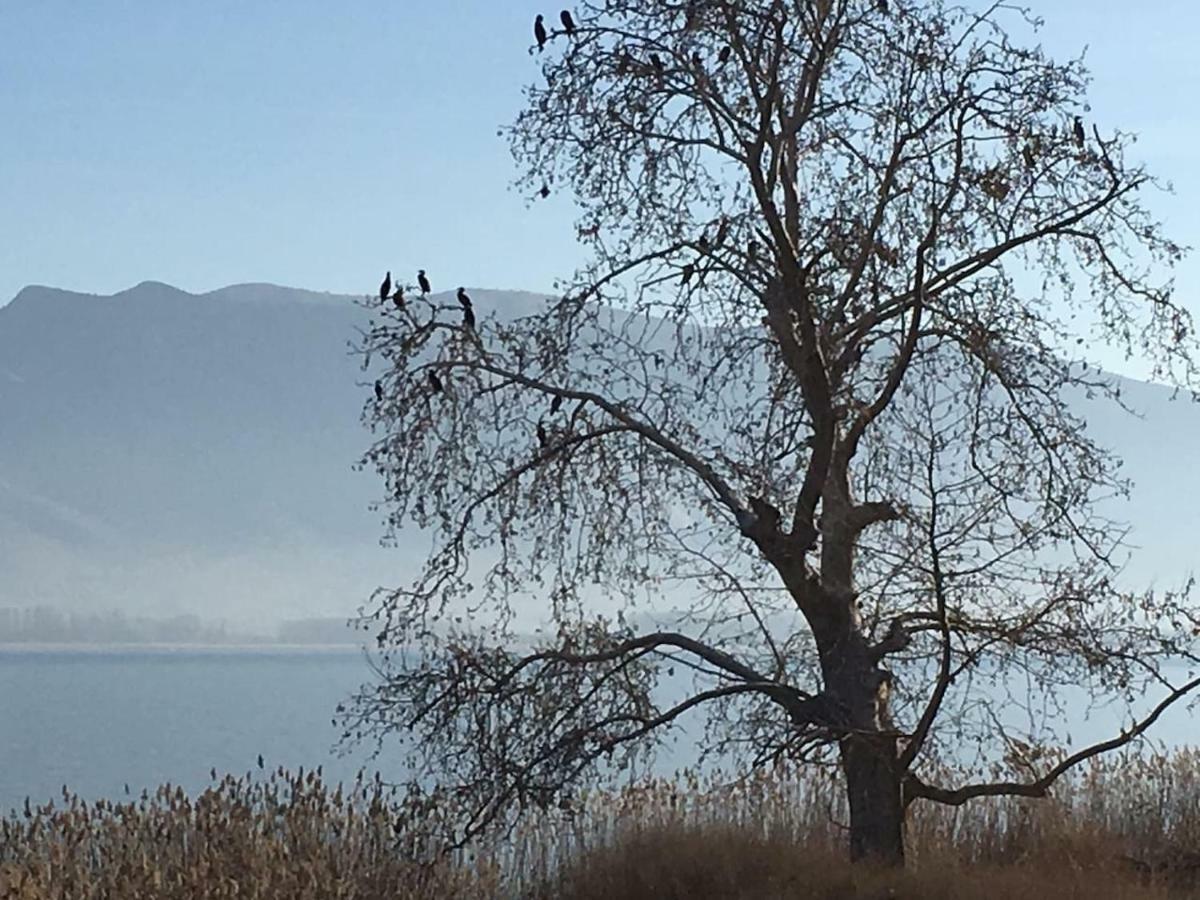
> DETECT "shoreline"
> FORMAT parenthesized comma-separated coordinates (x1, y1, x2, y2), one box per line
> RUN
(0, 642, 365, 656)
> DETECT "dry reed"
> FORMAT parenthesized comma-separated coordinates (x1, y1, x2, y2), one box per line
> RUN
(3, 751, 1200, 898)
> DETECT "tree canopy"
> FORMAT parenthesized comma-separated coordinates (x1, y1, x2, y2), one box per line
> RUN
(348, 0, 1200, 863)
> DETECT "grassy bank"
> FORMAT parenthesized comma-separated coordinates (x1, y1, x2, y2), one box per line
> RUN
(3, 752, 1200, 898)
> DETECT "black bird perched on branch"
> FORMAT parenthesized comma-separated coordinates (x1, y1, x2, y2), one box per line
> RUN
(392, 285, 405, 308)
(718, 45, 731, 65)
(1073, 116, 1086, 148)
(374, 380, 384, 402)
(379, 271, 391, 304)
(680, 262, 695, 285)
(550, 394, 563, 414)
(1023, 143, 1037, 170)
(560, 9, 576, 35)
(417, 270, 431, 295)
(462, 306, 476, 330)
(534, 14, 547, 51)
(650, 53, 664, 76)
(537, 422, 549, 448)
(876, 0, 889, 13)
(748, 496, 782, 531)
(457, 287, 473, 310)
(428, 371, 443, 393)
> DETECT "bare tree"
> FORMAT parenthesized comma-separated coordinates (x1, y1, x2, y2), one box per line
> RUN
(349, 0, 1200, 864)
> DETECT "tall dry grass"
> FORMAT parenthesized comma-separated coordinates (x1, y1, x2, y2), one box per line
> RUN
(3, 751, 1200, 898)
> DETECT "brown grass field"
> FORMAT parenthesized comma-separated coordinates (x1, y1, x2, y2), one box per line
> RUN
(3, 750, 1200, 898)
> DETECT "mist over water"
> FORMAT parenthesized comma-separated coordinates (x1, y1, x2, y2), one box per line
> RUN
(1, 283, 1197, 813)
(3, 646, 1196, 814)
(0, 647, 386, 811)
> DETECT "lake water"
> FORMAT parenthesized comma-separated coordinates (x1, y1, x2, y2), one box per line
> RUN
(2, 647, 1196, 814)
(0, 646, 389, 812)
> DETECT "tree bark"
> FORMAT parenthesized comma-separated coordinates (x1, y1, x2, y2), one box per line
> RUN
(840, 731, 906, 865)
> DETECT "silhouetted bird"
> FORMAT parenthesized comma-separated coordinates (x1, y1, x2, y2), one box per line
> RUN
(537, 422, 549, 447)
(1023, 144, 1036, 169)
(540, 183, 551, 199)
(374, 380, 384, 402)
(715, 217, 729, 246)
(748, 240, 760, 262)
(560, 9, 576, 35)
(392, 285, 405, 308)
(748, 496, 781, 530)
(379, 271, 391, 303)
(462, 306, 476, 330)
(698, 231, 710, 252)
(680, 263, 695, 285)
(457, 287, 473, 309)
(417, 270, 431, 294)
(718, 45, 731, 65)
(534, 14, 548, 51)
(429, 371, 444, 393)
(1073, 116, 1086, 147)
(257, 754, 264, 769)
(650, 54, 664, 76)
(550, 394, 563, 414)
(691, 51, 703, 70)
(876, 0, 888, 12)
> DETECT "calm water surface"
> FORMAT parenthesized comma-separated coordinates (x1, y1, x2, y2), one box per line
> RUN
(0, 647, 390, 812)
(2, 647, 1195, 814)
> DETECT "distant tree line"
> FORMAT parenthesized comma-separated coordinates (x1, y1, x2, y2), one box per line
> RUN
(0, 607, 356, 646)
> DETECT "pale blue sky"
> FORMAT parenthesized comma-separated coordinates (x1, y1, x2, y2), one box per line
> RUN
(1, 0, 1197, 328)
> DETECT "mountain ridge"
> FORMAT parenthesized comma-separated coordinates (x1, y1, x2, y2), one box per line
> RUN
(0, 281, 1196, 632)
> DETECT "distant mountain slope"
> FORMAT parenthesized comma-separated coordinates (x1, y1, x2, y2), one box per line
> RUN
(0, 281, 1196, 630)
(0, 282, 546, 629)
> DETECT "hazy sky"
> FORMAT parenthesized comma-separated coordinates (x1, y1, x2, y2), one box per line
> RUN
(2, 1, 1198, 328)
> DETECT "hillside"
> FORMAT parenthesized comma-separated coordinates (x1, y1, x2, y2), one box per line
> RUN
(0, 281, 1197, 631)
(0, 282, 544, 630)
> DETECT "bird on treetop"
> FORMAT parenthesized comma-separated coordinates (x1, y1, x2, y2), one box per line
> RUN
(560, 9, 576, 36)
(392, 285, 405, 308)
(428, 371, 443, 393)
(379, 271, 391, 304)
(1073, 116, 1086, 148)
(534, 14, 547, 51)
(374, 380, 384, 402)
(417, 270, 431, 294)
(462, 306, 476, 331)
(457, 287, 473, 310)
(550, 394, 563, 414)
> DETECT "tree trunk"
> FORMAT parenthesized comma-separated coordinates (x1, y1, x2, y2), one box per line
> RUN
(840, 732, 905, 865)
